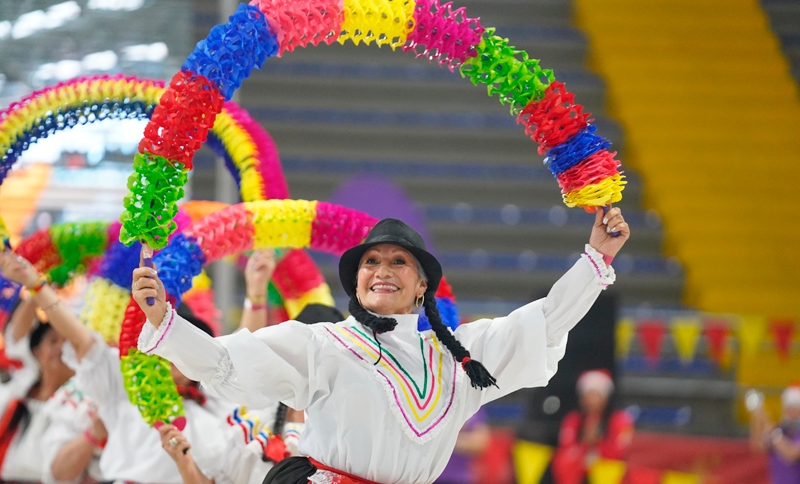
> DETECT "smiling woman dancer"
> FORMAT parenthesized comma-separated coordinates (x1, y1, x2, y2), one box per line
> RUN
(132, 209, 629, 484)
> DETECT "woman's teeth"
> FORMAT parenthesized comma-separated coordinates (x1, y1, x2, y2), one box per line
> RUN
(372, 284, 398, 292)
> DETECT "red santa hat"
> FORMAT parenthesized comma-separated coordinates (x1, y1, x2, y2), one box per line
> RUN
(577, 369, 615, 397)
(782, 385, 800, 408)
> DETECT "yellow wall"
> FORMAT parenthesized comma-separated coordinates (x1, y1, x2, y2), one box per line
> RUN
(575, 0, 800, 318)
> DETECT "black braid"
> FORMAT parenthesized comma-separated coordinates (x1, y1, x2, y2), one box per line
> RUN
(272, 403, 288, 437)
(348, 296, 396, 334)
(423, 290, 498, 390)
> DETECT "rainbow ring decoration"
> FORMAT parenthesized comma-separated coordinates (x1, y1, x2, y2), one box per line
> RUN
(0, 75, 288, 201)
(9, 219, 188, 423)
(0, 75, 334, 324)
(119, 0, 626, 253)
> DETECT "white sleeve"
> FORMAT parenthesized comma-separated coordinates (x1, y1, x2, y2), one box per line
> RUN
(61, 331, 125, 405)
(456, 246, 613, 406)
(3, 321, 38, 371)
(212, 426, 273, 484)
(139, 312, 317, 409)
(542, 244, 614, 344)
(0, 366, 37, 416)
(41, 382, 99, 484)
(41, 417, 91, 484)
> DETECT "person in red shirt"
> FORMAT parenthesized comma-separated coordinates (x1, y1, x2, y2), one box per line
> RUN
(552, 369, 634, 484)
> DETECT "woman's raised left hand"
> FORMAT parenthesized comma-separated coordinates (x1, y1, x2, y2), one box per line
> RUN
(588, 206, 630, 259)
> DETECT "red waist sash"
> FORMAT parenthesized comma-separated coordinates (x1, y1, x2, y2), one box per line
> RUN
(308, 458, 383, 484)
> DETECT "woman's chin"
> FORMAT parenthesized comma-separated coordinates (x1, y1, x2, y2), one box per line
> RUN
(363, 294, 406, 315)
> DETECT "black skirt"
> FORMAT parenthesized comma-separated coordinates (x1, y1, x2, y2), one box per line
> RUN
(262, 457, 317, 484)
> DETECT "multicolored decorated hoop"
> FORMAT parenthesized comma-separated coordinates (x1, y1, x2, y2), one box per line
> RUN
(119, 0, 626, 250)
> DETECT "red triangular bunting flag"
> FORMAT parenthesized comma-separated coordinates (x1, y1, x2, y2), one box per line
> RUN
(770, 319, 796, 360)
(705, 321, 731, 367)
(638, 320, 666, 365)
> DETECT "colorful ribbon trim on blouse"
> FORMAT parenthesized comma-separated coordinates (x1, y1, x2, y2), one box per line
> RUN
(228, 406, 271, 442)
(118, 0, 625, 251)
(324, 325, 457, 439)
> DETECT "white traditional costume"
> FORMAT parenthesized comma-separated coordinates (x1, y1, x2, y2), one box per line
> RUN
(63, 331, 233, 484)
(0, 323, 69, 482)
(41, 380, 105, 484)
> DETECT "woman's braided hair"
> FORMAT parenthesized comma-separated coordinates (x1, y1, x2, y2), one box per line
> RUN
(421, 289, 497, 390)
(272, 402, 288, 437)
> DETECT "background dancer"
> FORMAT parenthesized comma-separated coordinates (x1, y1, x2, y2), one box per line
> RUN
(551, 369, 634, 484)
(0, 290, 75, 482)
(0, 250, 230, 484)
(749, 386, 800, 483)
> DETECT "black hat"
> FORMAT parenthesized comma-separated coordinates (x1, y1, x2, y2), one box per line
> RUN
(338, 218, 442, 298)
(295, 304, 344, 325)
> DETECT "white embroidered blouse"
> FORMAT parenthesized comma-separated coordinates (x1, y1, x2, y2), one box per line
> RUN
(215, 405, 280, 484)
(139, 246, 615, 484)
(62, 332, 234, 484)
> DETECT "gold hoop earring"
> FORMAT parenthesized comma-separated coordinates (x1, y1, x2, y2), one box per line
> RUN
(415, 294, 424, 309)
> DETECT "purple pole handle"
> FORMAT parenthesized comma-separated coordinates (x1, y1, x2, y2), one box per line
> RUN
(141, 244, 156, 306)
(601, 205, 622, 237)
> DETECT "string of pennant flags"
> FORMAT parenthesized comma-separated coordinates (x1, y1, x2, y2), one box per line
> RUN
(514, 441, 701, 484)
(617, 313, 798, 368)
